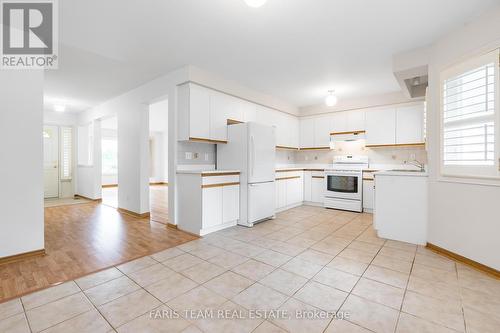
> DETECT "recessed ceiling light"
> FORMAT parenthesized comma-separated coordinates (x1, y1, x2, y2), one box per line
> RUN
(244, 0, 267, 8)
(54, 104, 66, 112)
(325, 90, 338, 107)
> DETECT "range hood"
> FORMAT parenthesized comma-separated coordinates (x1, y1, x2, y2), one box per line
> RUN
(330, 130, 366, 142)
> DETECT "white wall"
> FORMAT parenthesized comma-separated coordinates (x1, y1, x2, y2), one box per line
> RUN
(0, 70, 44, 258)
(426, 6, 500, 270)
(78, 67, 190, 218)
(76, 119, 102, 200)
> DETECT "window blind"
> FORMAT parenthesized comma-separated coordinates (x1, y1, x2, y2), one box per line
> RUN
(61, 127, 72, 179)
(441, 49, 499, 177)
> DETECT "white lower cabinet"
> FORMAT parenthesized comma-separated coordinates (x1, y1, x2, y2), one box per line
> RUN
(303, 171, 312, 201)
(222, 185, 240, 224)
(177, 172, 240, 236)
(303, 171, 324, 205)
(311, 176, 324, 203)
(275, 171, 304, 212)
(202, 187, 223, 229)
(362, 179, 374, 212)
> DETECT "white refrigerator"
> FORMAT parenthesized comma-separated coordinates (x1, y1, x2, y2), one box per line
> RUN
(217, 122, 276, 227)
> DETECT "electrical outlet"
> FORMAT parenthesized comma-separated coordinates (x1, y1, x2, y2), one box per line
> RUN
(193, 152, 199, 159)
(392, 155, 397, 160)
(205, 153, 209, 161)
(314, 156, 318, 160)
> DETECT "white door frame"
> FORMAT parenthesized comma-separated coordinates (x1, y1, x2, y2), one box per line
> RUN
(43, 125, 60, 198)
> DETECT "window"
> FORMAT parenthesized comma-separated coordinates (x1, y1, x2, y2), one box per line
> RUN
(102, 138, 118, 175)
(441, 49, 499, 178)
(61, 127, 72, 179)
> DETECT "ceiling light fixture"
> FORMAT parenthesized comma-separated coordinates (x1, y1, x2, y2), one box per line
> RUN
(325, 90, 338, 107)
(54, 104, 66, 112)
(244, 0, 267, 8)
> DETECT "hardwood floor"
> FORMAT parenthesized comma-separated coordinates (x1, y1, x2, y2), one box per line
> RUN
(102, 185, 169, 225)
(0, 200, 196, 303)
(150, 184, 169, 224)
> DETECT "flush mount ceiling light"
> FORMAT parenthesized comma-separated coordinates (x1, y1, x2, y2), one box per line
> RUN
(244, 0, 267, 8)
(54, 104, 66, 112)
(325, 90, 338, 107)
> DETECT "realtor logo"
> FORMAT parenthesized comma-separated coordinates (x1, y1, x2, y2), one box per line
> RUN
(1, 0, 58, 68)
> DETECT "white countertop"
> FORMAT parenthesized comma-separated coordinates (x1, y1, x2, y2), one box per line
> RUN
(177, 169, 240, 175)
(374, 170, 428, 177)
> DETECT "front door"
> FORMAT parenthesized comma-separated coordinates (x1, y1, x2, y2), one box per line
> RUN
(43, 125, 59, 198)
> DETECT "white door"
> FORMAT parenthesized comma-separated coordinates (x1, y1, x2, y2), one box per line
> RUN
(189, 84, 210, 140)
(44, 125, 59, 198)
(311, 177, 324, 203)
(396, 104, 424, 144)
(248, 123, 276, 183)
(347, 110, 366, 131)
(299, 118, 315, 148)
(202, 187, 223, 228)
(210, 92, 230, 142)
(287, 177, 303, 205)
(365, 108, 396, 146)
(222, 185, 240, 224)
(278, 179, 287, 208)
(314, 116, 332, 148)
(248, 181, 275, 224)
(363, 180, 374, 211)
(303, 171, 312, 201)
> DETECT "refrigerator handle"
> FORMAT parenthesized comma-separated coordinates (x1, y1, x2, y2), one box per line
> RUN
(250, 135, 255, 177)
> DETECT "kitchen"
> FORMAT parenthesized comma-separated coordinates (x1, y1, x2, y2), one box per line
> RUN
(2, 1, 500, 332)
(176, 81, 428, 246)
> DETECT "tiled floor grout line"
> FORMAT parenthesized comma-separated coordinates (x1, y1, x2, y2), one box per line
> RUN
(18, 297, 33, 333)
(76, 282, 117, 332)
(393, 248, 417, 333)
(317, 223, 383, 333)
(6, 207, 491, 333)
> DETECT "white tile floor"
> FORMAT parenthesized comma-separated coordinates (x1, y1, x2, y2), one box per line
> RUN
(1, 205, 499, 333)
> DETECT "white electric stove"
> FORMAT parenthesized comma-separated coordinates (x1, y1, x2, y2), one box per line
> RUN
(324, 156, 369, 212)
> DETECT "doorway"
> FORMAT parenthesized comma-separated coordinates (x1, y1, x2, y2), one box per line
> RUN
(149, 99, 169, 224)
(101, 116, 118, 207)
(43, 125, 59, 198)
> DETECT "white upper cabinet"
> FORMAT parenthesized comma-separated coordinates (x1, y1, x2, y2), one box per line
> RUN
(178, 82, 302, 148)
(396, 104, 424, 144)
(289, 116, 300, 148)
(225, 95, 244, 123)
(241, 101, 257, 123)
(330, 112, 348, 134)
(314, 116, 332, 148)
(299, 118, 315, 148)
(365, 108, 396, 146)
(178, 83, 210, 141)
(209, 92, 232, 142)
(346, 110, 365, 132)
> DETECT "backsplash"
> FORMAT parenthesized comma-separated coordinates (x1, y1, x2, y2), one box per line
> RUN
(177, 141, 216, 166)
(295, 140, 427, 166)
(176, 140, 426, 170)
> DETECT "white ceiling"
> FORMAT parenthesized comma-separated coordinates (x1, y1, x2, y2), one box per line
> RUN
(44, 0, 500, 113)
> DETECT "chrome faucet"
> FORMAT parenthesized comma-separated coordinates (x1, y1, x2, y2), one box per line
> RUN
(404, 159, 425, 171)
